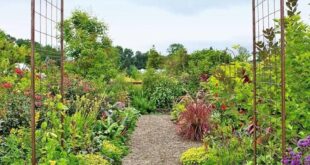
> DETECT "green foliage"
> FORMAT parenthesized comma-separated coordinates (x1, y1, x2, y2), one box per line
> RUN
(107, 74, 131, 103)
(0, 128, 31, 164)
(178, 2, 309, 164)
(167, 43, 186, 55)
(143, 69, 184, 109)
(133, 51, 148, 69)
(146, 47, 163, 69)
(0, 30, 29, 73)
(182, 48, 232, 94)
(285, 12, 310, 140)
(92, 107, 140, 152)
(188, 48, 232, 76)
(170, 94, 193, 121)
(64, 10, 119, 81)
(101, 140, 125, 163)
(170, 103, 186, 121)
(117, 46, 134, 71)
(180, 146, 208, 165)
(77, 154, 110, 165)
(64, 95, 103, 153)
(131, 94, 156, 114)
(0, 92, 30, 135)
(165, 44, 189, 75)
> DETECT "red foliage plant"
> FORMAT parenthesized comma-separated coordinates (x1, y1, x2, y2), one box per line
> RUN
(177, 102, 213, 141)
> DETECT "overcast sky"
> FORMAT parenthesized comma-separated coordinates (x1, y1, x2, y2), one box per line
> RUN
(0, 0, 309, 54)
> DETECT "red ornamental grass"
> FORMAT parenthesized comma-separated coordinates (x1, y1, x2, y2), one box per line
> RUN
(1, 82, 13, 89)
(177, 102, 213, 141)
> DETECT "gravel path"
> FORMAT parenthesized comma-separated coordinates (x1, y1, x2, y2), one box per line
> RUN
(122, 115, 201, 165)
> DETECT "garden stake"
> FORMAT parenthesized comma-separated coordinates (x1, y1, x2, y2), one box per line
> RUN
(60, 0, 65, 148)
(31, 0, 36, 164)
(280, 0, 286, 160)
(252, 0, 257, 164)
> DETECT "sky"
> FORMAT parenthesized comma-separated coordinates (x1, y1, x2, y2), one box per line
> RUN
(0, 0, 309, 54)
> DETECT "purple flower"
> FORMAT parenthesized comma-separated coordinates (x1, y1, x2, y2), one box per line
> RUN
(297, 139, 309, 148)
(291, 159, 301, 165)
(289, 150, 295, 156)
(305, 155, 310, 165)
(282, 158, 290, 165)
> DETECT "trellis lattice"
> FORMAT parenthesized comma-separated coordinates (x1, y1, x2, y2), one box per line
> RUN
(252, 0, 286, 164)
(30, 0, 64, 164)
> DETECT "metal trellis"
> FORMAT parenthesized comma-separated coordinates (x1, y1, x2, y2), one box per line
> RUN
(30, 0, 64, 164)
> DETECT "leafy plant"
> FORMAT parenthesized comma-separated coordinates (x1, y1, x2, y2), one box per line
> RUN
(101, 140, 125, 164)
(131, 94, 156, 114)
(77, 154, 110, 165)
(0, 92, 30, 135)
(171, 94, 193, 121)
(143, 69, 184, 110)
(180, 146, 208, 165)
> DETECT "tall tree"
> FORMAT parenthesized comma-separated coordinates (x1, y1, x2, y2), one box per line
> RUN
(63, 10, 119, 81)
(0, 30, 29, 73)
(146, 46, 162, 69)
(133, 51, 148, 69)
(116, 46, 134, 71)
(167, 43, 185, 55)
(166, 44, 188, 75)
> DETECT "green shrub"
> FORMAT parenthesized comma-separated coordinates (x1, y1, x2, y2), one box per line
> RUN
(131, 94, 156, 114)
(170, 103, 186, 121)
(171, 94, 193, 121)
(0, 92, 30, 135)
(143, 69, 184, 110)
(180, 146, 208, 165)
(101, 140, 124, 163)
(77, 154, 110, 165)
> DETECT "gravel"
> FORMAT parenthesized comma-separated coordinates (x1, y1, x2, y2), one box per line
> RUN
(122, 115, 201, 165)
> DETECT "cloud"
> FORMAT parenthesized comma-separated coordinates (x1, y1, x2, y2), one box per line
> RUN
(123, 0, 248, 15)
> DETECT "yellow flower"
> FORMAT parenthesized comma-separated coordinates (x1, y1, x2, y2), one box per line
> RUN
(49, 160, 56, 165)
(35, 112, 40, 126)
(10, 128, 16, 134)
(102, 140, 123, 156)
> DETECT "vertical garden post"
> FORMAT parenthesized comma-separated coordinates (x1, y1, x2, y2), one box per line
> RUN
(280, 0, 286, 159)
(252, 0, 257, 164)
(30, 0, 36, 164)
(60, 0, 65, 148)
